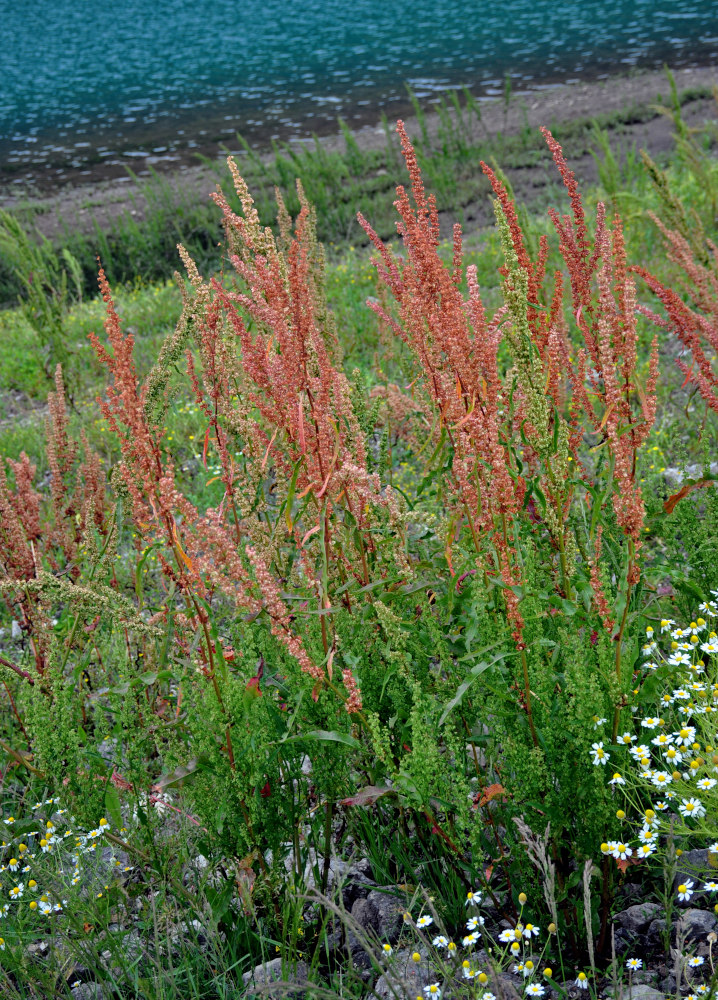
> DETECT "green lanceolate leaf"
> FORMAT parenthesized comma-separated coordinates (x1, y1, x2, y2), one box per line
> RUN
(279, 729, 362, 750)
(104, 784, 123, 830)
(439, 652, 509, 726)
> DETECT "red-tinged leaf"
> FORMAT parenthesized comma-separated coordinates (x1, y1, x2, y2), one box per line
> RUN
(445, 541, 454, 576)
(664, 478, 716, 514)
(314, 467, 333, 500)
(340, 785, 395, 807)
(680, 366, 695, 389)
(202, 425, 211, 469)
(172, 525, 194, 573)
(245, 676, 262, 697)
(478, 783, 506, 807)
(261, 428, 279, 472)
(485, 864, 494, 882)
(311, 681, 321, 702)
(615, 855, 642, 873)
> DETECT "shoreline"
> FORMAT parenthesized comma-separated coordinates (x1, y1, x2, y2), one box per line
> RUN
(2, 63, 716, 247)
(2, 50, 717, 196)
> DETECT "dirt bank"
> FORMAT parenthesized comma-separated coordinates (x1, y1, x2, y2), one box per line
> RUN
(1, 64, 716, 245)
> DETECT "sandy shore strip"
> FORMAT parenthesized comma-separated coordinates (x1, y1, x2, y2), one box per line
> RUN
(1, 63, 716, 244)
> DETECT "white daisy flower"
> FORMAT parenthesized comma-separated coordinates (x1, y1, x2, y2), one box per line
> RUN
(679, 798, 706, 819)
(591, 742, 610, 765)
(677, 881, 695, 901)
(641, 717, 661, 729)
(652, 733, 673, 747)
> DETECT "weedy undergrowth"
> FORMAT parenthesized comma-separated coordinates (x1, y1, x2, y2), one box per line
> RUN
(2, 116, 716, 982)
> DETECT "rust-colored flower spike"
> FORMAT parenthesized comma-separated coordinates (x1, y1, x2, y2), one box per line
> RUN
(633, 215, 718, 415)
(0, 458, 38, 583)
(541, 126, 604, 356)
(89, 265, 327, 699)
(342, 667, 363, 715)
(358, 122, 522, 542)
(541, 131, 658, 545)
(0, 364, 110, 677)
(209, 169, 369, 517)
(593, 220, 657, 555)
(358, 121, 529, 659)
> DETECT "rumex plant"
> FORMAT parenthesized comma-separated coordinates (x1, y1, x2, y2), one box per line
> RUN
(356, 121, 661, 949)
(0, 120, 680, 963)
(0, 365, 109, 679)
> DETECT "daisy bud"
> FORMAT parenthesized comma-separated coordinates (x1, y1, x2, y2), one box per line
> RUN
(518, 892, 527, 905)
(548, 923, 557, 934)
(616, 810, 625, 819)
(411, 952, 421, 963)
(600, 843, 609, 854)
(478, 973, 488, 984)
(544, 969, 552, 978)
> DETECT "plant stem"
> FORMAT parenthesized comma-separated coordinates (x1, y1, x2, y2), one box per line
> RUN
(611, 539, 635, 744)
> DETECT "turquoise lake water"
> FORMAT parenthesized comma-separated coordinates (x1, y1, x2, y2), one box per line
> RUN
(1, 0, 717, 183)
